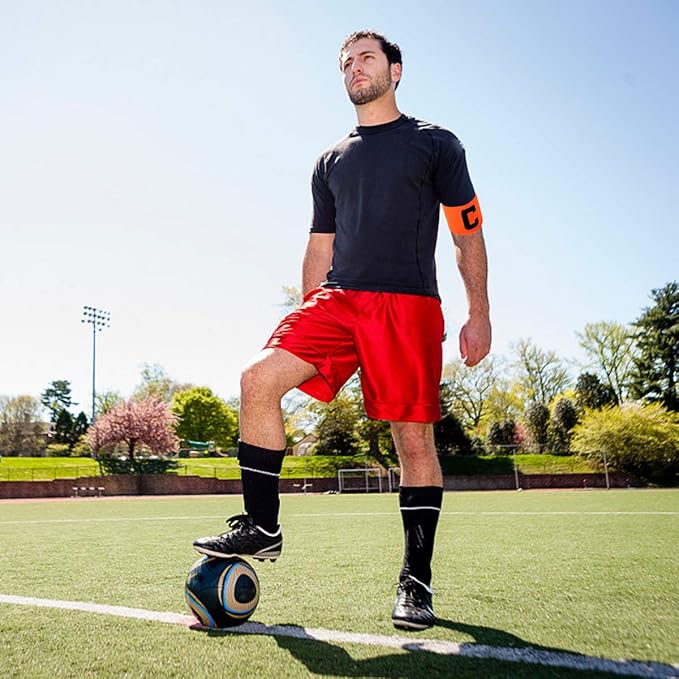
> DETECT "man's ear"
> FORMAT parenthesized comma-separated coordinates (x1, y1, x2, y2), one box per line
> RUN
(391, 62, 402, 85)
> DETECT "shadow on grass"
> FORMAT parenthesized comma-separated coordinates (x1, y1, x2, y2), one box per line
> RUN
(194, 617, 675, 679)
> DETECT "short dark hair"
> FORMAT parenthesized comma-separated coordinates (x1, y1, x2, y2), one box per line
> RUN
(339, 30, 402, 88)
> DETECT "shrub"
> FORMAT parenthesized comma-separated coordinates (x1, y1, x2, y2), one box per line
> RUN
(45, 443, 71, 457)
(71, 436, 92, 457)
(96, 455, 180, 475)
(525, 402, 550, 452)
(571, 402, 679, 484)
(549, 397, 579, 454)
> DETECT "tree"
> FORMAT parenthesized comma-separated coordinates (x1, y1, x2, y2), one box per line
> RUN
(435, 411, 474, 455)
(441, 357, 501, 429)
(40, 380, 75, 422)
(485, 419, 517, 454)
(483, 385, 523, 429)
(172, 387, 238, 449)
(280, 285, 302, 314)
(357, 416, 395, 466)
(72, 412, 89, 447)
(576, 321, 636, 404)
(314, 395, 360, 456)
(96, 390, 124, 416)
(630, 281, 679, 411)
(549, 397, 579, 454)
(0, 395, 45, 456)
(87, 398, 179, 460)
(512, 338, 570, 406)
(54, 409, 74, 445)
(133, 364, 193, 404)
(281, 392, 315, 447)
(54, 409, 89, 450)
(571, 403, 679, 484)
(524, 401, 550, 452)
(574, 372, 617, 411)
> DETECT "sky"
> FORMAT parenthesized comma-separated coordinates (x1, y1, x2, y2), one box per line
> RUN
(1, 0, 677, 416)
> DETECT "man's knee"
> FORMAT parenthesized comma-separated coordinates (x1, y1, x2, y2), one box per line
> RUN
(391, 422, 441, 485)
(391, 422, 435, 450)
(240, 351, 280, 401)
(240, 348, 318, 402)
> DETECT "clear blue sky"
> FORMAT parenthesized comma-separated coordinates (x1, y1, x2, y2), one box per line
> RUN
(1, 0, 677, 413)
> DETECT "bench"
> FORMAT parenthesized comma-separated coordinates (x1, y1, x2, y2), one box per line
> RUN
(72, 486, 105, 497)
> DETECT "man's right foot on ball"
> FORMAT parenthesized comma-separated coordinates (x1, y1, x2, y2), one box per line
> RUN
(192, 513, 282, 561)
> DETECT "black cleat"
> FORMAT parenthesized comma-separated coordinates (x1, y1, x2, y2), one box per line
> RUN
(391, 576, 435, 631)
(193, 513, 282, 561)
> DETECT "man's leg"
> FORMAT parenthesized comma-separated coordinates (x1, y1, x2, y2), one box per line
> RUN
(391, 421, 442, 630)
(193, 348, 318, 559)
(237, 348, 318, 530)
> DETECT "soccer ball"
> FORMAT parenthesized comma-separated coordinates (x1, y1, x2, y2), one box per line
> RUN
(185, 556, 260, 628)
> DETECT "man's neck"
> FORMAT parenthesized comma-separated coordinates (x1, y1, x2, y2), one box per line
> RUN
(355, 96, 401, 127)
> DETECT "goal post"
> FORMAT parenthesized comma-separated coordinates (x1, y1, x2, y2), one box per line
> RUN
(387, 467, 401, 492)
(337, 467, 385, 493)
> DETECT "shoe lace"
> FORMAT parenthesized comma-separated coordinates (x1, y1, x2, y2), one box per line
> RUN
(222, 513, 253, 534)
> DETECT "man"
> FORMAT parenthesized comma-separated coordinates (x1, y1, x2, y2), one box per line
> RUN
(194, 30, 491, 631)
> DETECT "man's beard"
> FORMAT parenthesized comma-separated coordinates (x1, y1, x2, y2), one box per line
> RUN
(347, 67, 392, 105)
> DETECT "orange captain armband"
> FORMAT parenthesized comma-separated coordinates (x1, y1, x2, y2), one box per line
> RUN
(443, 195, 483, 235)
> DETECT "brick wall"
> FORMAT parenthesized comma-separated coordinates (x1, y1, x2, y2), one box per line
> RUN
(442, 472, 638, 491)
(0, 472, 638, 499)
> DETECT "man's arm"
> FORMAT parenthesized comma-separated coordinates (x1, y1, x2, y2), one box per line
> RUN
(302, 233, 335, 298)
(452, 230, 491, 366)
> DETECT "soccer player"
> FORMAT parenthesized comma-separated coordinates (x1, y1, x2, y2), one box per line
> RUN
(194, 30, 491, 631)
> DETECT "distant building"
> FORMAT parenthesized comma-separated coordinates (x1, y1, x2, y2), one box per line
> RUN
(291, 434, 317, 457)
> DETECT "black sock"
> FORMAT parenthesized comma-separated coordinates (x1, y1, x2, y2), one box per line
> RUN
(237, 440, 285, 533)
(399, 486, 443, 587)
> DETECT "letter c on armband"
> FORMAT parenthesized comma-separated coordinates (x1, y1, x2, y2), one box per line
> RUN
(443, 195, 483, 235)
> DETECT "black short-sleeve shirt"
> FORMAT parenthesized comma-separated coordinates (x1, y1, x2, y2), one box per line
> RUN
(310, 114, 479, 299)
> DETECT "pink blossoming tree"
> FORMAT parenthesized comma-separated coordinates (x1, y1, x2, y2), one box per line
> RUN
(87, 398, 179, 460)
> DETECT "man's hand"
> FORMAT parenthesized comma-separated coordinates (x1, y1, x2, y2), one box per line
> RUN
(459, 313, 492, 367)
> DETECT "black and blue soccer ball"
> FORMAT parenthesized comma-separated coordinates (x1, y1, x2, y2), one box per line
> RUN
(185, 556, 260, 628)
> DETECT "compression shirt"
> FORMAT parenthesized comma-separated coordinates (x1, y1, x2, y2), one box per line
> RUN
(310, 114, 480, 299)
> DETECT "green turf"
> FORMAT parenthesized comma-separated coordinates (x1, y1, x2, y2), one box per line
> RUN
(440, 453, 598, 475)
(0, 456, 100, 480)
(179, 454, 359, 479)
(0, 453, 598, 481)
(0, 456, 357, 480)
(0, 489, 677, 677)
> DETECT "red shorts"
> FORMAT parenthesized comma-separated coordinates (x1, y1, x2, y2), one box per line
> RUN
(265, 288, 444, 422)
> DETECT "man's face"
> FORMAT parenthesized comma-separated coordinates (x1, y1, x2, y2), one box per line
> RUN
(340, 38, 400, 106)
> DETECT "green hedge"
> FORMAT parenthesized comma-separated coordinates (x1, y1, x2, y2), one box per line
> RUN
(0, 453, 598, 481)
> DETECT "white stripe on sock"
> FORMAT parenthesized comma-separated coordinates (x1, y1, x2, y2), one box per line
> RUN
(239, 465, 280, 478)
(399, 506, 441, 512)
(255, 525, 281, 537)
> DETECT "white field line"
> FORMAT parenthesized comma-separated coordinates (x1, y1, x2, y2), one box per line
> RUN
(0, 511, 677, 526)
(290, 511, 679, 517)
(0, 515, 226, 525)
(0, 594, 676, 678)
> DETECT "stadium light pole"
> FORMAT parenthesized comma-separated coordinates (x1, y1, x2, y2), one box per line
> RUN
(81, 306, 111, 423)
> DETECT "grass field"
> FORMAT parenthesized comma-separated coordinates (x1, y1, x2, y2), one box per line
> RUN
(1, 489, 677, 678)
(0, 453, 597, 481)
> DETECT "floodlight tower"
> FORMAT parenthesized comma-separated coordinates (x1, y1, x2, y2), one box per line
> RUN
(81, 306, 111, 423)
